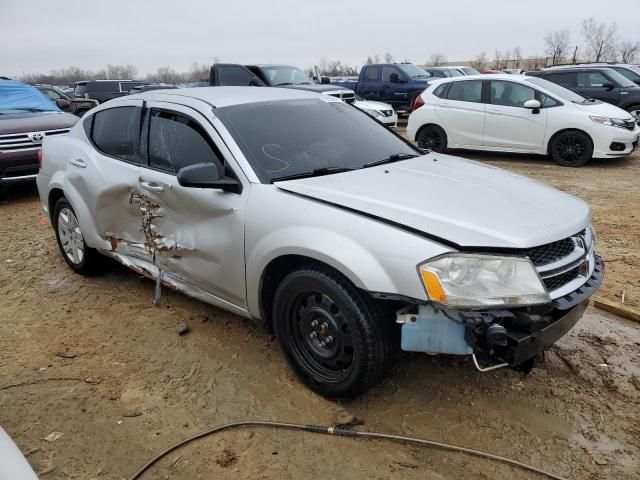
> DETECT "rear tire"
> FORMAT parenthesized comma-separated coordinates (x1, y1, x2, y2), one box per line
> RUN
(272, 267, 396, 399)
(417, 124, 447, 153)
(53, 197, 103, 275)
(549, 130, 593, 167)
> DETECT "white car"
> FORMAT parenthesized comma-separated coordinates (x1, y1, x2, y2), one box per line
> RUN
(353, 96, 397, 127)
(407, 74, 640, 166)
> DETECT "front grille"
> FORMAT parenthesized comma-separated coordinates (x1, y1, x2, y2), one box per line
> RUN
(328, 92, 356, 104)
(522, 236, 577, 267)
(0, 128, 70, 152)
(543, 266, 581, 291)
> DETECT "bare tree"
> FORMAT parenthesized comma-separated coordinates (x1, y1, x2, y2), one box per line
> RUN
(513, 46, 523, 68)
(427, 53, 447, 66)
(544, 28, 570, 65)
(581, 18, 618, 62)
(384, 52, 394, 63)
(493, 49, 503, 69)
(187, 62, 209, 82)
(105, 64, 138, 79)
(147, 66, 185, 84)
(619, 40, 640, 63)
(317, 58, 357, 76)
(471, 52, 488, 70)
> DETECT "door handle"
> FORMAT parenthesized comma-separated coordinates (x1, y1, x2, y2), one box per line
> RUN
(69, 158, 86, 168)
(140, 180, 164, 193)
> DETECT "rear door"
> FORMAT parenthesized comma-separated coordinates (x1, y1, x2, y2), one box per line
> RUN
(575, 70, 621, 104)
(435, 79, 486, 147)
(357, 65, 381, 100)
(71, 100, 151, 261)
(483, 80, 547, 151)
(133, 101, 249, 307)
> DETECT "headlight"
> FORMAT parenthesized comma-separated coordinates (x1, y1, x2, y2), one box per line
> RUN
(589, 116, 630, 129)
(363, 109, 383, 118)
(418, 254, 550, 308)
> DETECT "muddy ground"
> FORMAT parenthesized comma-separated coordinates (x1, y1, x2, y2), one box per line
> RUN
(1, 147, 639, 480)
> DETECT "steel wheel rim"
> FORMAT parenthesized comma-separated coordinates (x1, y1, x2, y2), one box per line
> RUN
(555, 135, 587, 164)
(58, 208, 85, 265)
(419, 126, 444, 151)
(286, 291, 355, 383)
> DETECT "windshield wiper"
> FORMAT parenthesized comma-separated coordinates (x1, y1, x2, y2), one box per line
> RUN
(271, 167, 354, 183)
(362, 153, 420, 169)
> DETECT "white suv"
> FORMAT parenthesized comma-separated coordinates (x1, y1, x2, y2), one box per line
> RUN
(407, 74, 640, 166)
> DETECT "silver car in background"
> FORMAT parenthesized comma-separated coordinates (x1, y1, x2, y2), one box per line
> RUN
(37, 87, 603, 398)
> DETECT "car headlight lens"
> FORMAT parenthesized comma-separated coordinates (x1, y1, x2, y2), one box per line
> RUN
(589, 116, 629, 129)
(418, 254, 550, 308)
(363, 108, 383, 118)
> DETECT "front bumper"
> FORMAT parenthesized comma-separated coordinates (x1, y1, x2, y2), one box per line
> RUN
(400, 255, 604, 368)
(592, 126, 640, 158)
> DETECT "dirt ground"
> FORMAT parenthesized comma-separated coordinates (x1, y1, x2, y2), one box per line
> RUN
(1, 146, 639, 480)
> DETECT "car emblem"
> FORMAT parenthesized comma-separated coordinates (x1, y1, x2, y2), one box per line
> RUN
(28, 132, 45, 143)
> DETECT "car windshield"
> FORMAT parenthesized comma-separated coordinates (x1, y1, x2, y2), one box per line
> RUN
(605, 69, 637, 88)
(525, 77, 587, 103)
(215, 98, 418, 183)
(260, 66, 314, 86)
(397, 64, 430, 78)
(615, 66, 640, 82)
(448, 69, 464, 77)
(461, 67, 480, 75)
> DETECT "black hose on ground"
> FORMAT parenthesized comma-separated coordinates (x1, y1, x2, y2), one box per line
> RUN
(127, 420, 568, 480)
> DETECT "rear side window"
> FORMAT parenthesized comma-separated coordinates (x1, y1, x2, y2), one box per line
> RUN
(74, 83, 88, 96)
(148, 110, 224, 175)
(432, 83, 449, 98)
(363, 67, 380, 82)
(447, 80, 483, 103)
(91, 106, 141, 163)
(490, 80, 535, 107)
(217, 66, 256, 86)
(576, 72, 609, 87)
(546, 72, 574, 87)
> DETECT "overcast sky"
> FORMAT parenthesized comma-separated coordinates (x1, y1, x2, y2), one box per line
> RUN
(1, 0, 638, 77)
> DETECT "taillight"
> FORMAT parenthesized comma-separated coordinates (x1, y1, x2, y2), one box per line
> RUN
(412, 94, 425, 111)
(37, 148, 43, 169)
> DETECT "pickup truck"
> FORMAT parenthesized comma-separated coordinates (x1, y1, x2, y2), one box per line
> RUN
(209, 64, 356, 103)
(327, 63, 432, 111)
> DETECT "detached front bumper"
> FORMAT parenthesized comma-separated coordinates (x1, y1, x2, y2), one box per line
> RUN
(399, 255, 604, 369)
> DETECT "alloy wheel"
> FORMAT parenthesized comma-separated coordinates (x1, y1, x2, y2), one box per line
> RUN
(57, 208, 85, 265)
(419, 126, 445, 152)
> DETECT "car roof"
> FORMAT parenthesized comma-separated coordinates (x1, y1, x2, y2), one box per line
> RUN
(126, 86, 330, 108)
(536, 66, 618, 73)
(438, 73, 522, 82)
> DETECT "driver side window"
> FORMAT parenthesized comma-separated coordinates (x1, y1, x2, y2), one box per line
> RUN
(576, 72, 609, 88)
(147, 110, 224, 176)
(382, 66, 403, 82)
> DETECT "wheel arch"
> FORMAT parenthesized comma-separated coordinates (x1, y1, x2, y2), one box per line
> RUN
(546, 128, 594, 156)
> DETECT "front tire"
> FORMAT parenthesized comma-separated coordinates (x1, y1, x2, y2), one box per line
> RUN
(549, 130, 593, 167)
(416, 124, 447, 153)
(272, 267, 396, 399)
(53, 197, 102, 274)
(626, 104, 640, 122)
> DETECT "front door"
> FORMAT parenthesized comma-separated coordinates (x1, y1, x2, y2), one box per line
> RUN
(483, 80, 547, 151)
(134, 102, 249, 308)
(575, 71, 621, 105)
(379, 65, 409, 107)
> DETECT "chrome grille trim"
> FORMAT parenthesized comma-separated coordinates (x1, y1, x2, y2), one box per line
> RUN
(0, 128, 70, 152)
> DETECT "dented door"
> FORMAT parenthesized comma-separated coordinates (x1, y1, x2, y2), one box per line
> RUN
(135, 102, 248, 308)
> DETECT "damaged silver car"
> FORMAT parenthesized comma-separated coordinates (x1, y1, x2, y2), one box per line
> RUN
(37, 87, 603, 398)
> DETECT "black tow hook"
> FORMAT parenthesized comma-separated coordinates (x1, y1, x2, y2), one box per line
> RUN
(486, 324, 508, 347)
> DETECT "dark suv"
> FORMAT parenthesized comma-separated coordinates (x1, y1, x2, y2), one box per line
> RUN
(73, 80, 148, 103)
(527, 67, 640, 120)
(0, 80, 78, 189)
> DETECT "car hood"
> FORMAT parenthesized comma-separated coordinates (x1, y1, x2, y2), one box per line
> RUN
(282, 84, 354, 94)
(0, 111, 79, 134)
(275, 154, 591, 249)
(573, 100, 634, 119)
(354, 99, 394, 111)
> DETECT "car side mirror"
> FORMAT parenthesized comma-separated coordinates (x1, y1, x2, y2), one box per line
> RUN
(320, 76, 330, 84)
(524, 99, 541, 114)
(602, 82, 615, 91)
(177, 162, 241, 193)
(56, 98, 71, 109)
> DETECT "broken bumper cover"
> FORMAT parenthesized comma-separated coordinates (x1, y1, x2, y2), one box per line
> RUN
(400, 255, 604, 368)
